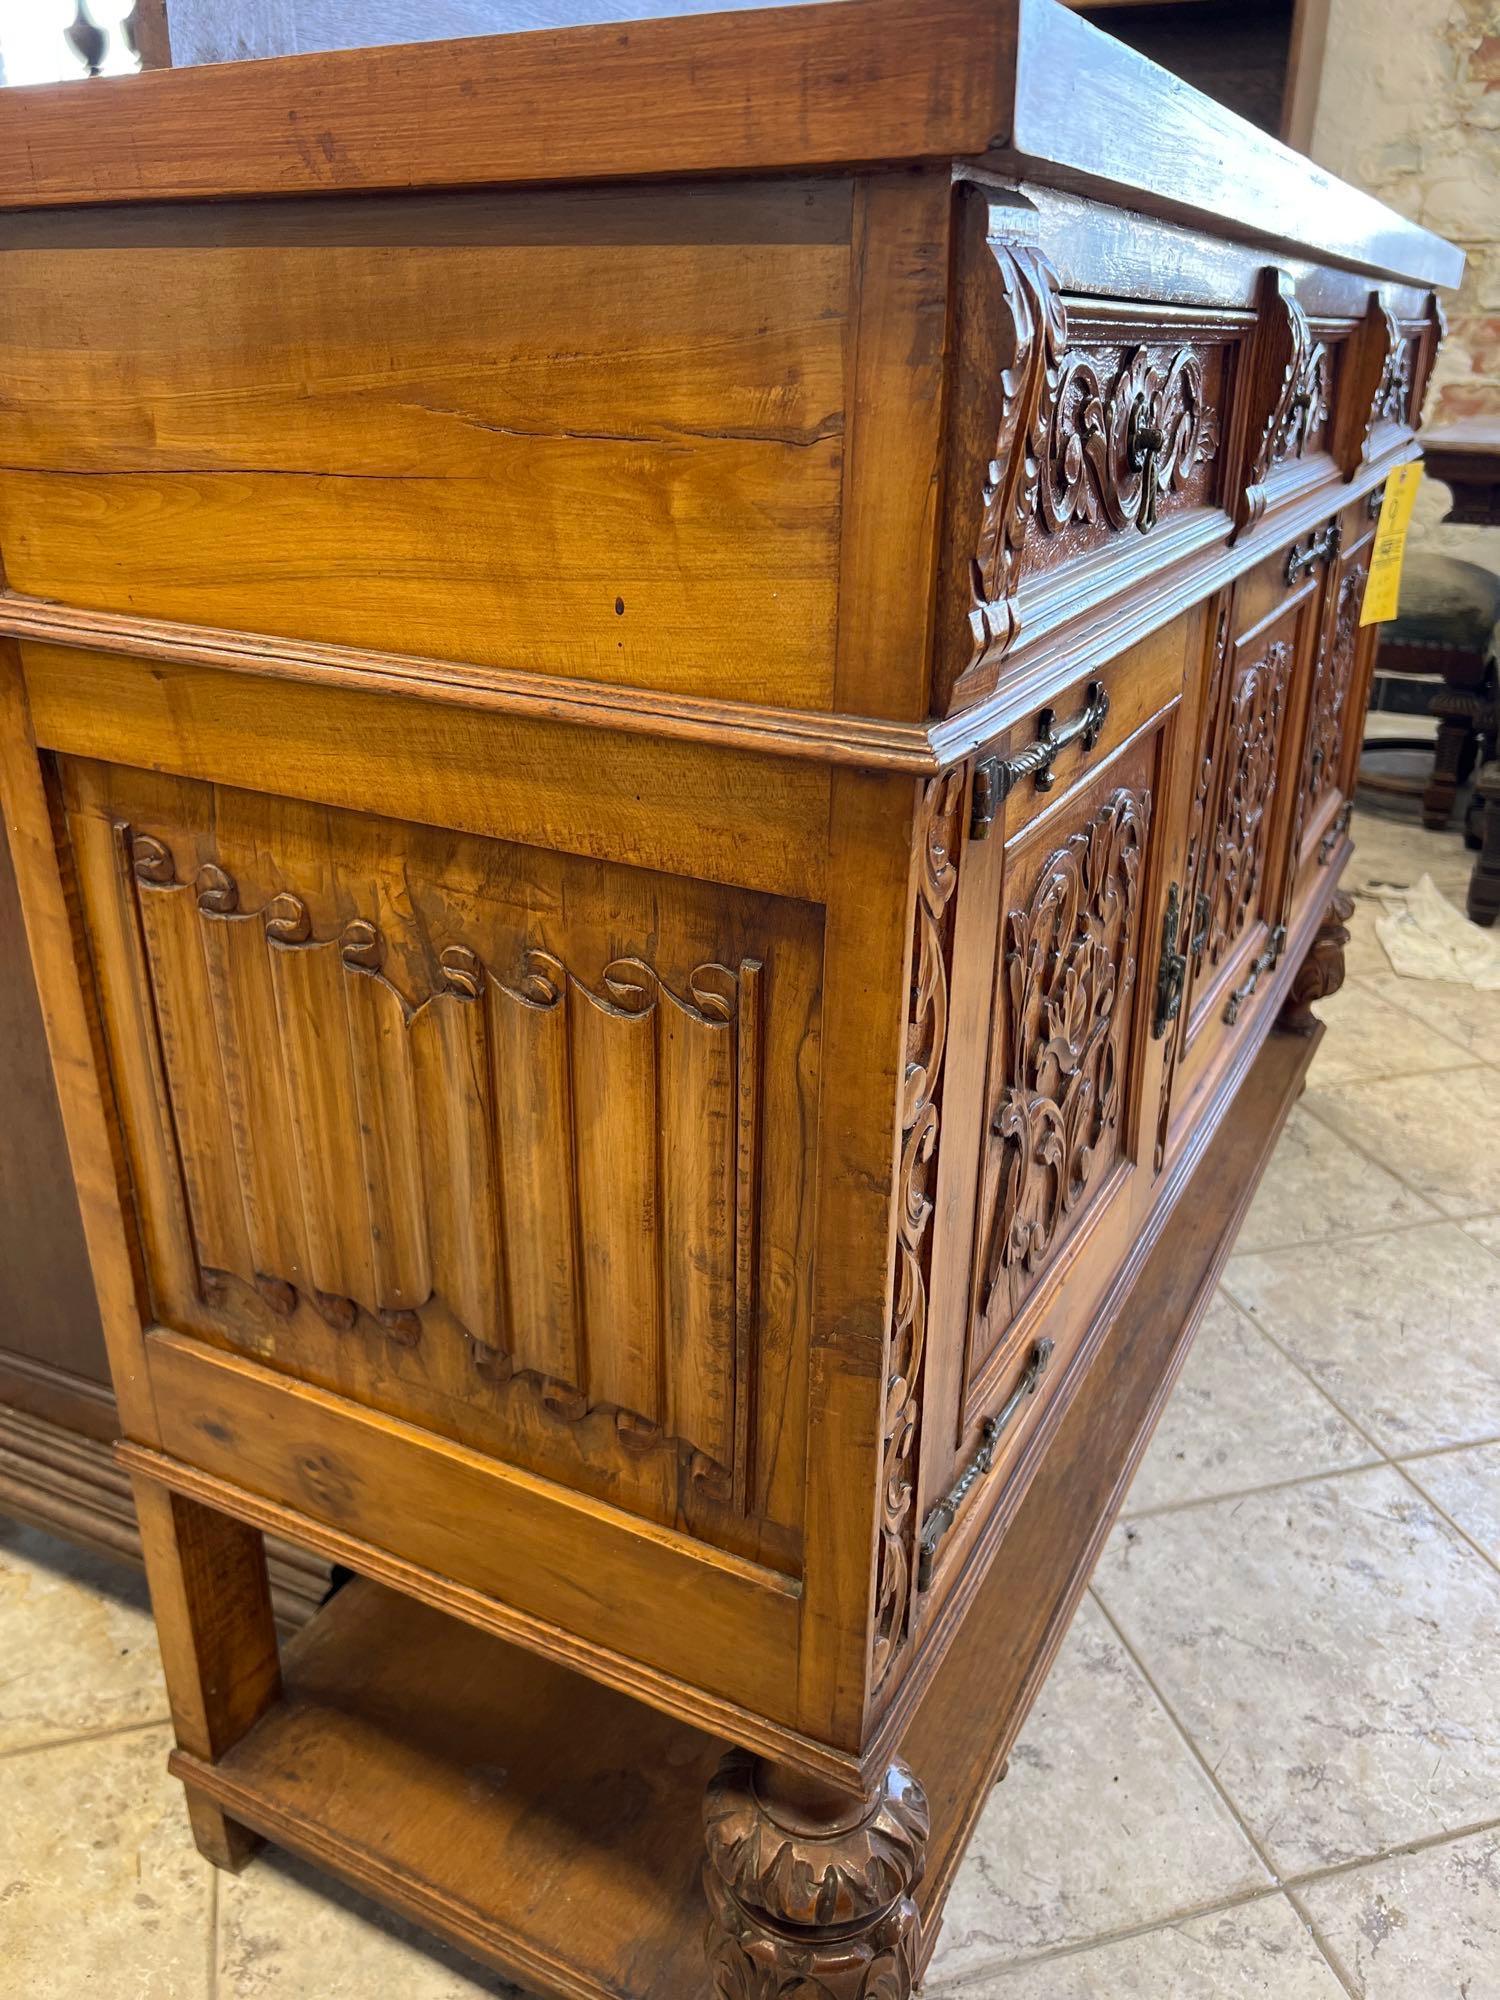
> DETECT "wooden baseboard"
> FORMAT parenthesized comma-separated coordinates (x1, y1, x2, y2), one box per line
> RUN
(164, 1024, 1321, 2000)
(0, 1398, 329, 1631)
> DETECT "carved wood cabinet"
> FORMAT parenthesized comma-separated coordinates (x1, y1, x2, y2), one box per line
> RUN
(0, 4, 1460, 1994)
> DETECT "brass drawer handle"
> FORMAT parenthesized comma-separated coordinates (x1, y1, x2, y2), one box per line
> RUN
(970, 683, 1111, 839)
(1285, 519, 1342, 585)
(1223, 923, 1287, 1024)
(1318, 799, 1352, 865)
(1152, 882, 1187, 1040)
(917, 1338, 1055, 1590)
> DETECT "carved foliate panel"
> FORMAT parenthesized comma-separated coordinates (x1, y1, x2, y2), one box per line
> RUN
(962, 234, 1223, 685)
(871, 768, 965, 1693)
(968, 768, 1151, 1380)
(1300, 557, 1371, 840)
(1196, 636, 1293, 978)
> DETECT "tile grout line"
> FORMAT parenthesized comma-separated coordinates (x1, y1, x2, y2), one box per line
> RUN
(1083, 1588, 1363, 2000)
(208, 1863, 220, 2000)
(1231, 1206, 1450, 1259)
(0, 1712, 171, 1764)
(922, 1879, 1291, 1994)
(1296, 1060, 1495, 1215)
(1121, 1455, 1387, 1525)
(1388, 1458, 1500, 1582)
(1335, 961, 1489, 1065)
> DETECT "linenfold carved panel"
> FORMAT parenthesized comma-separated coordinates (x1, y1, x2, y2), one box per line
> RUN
(125, 831, 762, 1501)
(971, 782, 1150, 1370)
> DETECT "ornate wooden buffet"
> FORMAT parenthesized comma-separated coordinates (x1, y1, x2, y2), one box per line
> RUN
(0, 3, 1461, 1993)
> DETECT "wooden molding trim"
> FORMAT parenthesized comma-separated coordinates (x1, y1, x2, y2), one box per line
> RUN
(2, 430, 1415, 790)
(0, 1400, 327, 1629)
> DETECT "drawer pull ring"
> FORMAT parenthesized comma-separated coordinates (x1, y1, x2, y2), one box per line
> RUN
(1223, 923, 1288, 1024)
(1284, 519, 1342, 585)
(917, 1338, 1055, 1590)
(1152, 881, 1188, 1040)
(969, 683, 1111, 839)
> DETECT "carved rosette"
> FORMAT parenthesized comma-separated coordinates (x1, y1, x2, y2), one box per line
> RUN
(703, 1752, 929, 2000)
(1281, 888, 1355, 1036)
(871, 769, 966, 1692)
(981, 787, 1149, 1316)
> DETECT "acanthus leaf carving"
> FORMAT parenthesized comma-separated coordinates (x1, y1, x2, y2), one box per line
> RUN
(1238, 269, 1331, 535)
(871, 768, 965, 1693)
(1200, 638, 1293, 969)
(980, 786, 1149, 1325)
(968, 241, 1068, 666)
(124, 833, 762, 1503)
(965, 239, 1220, 679)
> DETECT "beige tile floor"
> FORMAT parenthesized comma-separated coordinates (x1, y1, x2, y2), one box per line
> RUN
(2, 805, 1498, 1999)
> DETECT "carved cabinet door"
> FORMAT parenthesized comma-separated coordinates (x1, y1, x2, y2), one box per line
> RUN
(1156, 534, 1328, 1151)
(1287, 497, 1380, 910)
(912, 615, 1200, 1628)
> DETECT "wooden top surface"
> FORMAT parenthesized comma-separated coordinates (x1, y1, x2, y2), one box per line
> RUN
(0, 0, 1460, 289)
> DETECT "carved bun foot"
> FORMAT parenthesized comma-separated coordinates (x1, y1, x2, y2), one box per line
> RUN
(703, 1751, 930, 2000)
(1279, 886, 1354, 1036)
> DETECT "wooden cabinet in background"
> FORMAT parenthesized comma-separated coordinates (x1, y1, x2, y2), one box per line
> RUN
(0, 4, 1459, 1995)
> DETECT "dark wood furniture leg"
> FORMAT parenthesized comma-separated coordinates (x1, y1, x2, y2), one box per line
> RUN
(1279, 886, 1355, 1035)
(702, 1752, 930, 1999)
(1425, 695, 1481, 829)
(131, 1477, 283, 1870)
(1469, 763, 1500, 928)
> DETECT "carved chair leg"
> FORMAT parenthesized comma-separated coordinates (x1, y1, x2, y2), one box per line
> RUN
(702, 1751, 930, 1999)
(131, 1477, 282, 1871)
(1423, 713, 1475, 830)
(1279, 886, 1355, 1036)
(1468, 762, 1500, 928)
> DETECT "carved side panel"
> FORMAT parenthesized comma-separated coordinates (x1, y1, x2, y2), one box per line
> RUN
(1300, 557, 1371, 840)
(871, 769, 965, 1693)
(968, 773, 1151, 1386)
(125, 834, 762, 1500)
(1197, 638, 1293, 977)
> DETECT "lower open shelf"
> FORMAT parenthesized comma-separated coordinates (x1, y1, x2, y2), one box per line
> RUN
(169, 1023, 1320, 1999)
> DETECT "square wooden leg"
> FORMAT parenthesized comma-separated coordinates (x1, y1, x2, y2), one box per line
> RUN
(131, 1473, 283, 1871)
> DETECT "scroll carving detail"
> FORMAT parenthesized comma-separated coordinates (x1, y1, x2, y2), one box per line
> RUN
(1302, 561, 1370, 832)
(125, 833, 762, 1498)
(1239, 270, 1330, 533)
(871, 769, 965, 1692)
(981, 787, 1149, 1320)
(1201, 639, 1293, 968)
(1038, 345, 1219, 537)
(966, 240, 1220, 675)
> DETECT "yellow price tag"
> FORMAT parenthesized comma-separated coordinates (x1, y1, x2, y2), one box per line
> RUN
(1359, 462, 1423, 626)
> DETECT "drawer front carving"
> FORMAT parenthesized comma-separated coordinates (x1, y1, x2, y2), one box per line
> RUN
(948, 209, 1235, 704)
(65, 763, 820, 1569)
